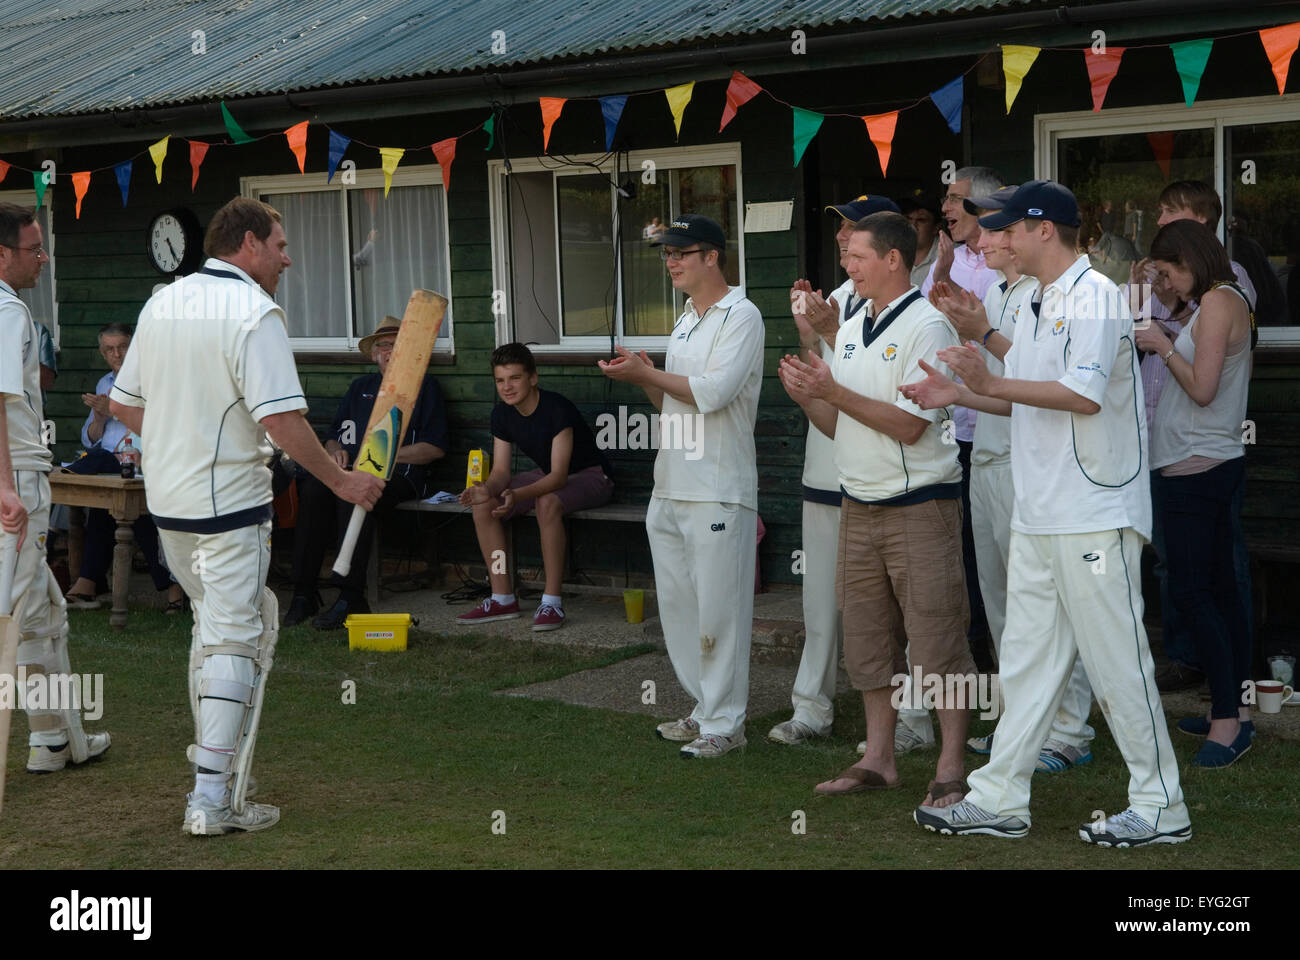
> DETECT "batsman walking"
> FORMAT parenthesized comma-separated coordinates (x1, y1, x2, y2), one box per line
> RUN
(110, 197, 383, 835)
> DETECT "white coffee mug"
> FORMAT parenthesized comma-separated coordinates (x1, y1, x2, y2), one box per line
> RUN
(1256, 680, 1294, 714)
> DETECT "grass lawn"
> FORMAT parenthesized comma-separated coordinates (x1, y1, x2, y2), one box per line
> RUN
(2, 608, 1294, 870)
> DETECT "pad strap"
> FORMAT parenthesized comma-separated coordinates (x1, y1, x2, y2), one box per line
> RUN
(28, 714, 66, 732)
(187, 744, 235, 773)
(199, 642, 260, 660)
(199, 678, 253, 705)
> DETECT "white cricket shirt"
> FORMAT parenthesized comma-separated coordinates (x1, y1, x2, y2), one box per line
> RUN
(971, 274, 1035, 466)
(1005, 255, 1150, 540)
(801, 277, 866, 501)
(111, 259, 307, 523)
(0, 280, 49, 472)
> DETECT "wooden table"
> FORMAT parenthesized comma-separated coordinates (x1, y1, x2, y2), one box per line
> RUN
(48, 471, 148, 630)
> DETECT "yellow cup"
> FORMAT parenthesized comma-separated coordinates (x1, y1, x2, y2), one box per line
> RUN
(623, 589, 645, 624)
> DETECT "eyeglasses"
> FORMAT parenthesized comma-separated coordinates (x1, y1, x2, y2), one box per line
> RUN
(2, 243, 47, 257)
(659, 247, 703, 262)
(941, 194, 968, 205)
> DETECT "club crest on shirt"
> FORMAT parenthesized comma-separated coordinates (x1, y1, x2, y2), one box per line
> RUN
(841, 343, 856, 360)
(881, 343, 899, 362)
(1051, 319, 1066, 336)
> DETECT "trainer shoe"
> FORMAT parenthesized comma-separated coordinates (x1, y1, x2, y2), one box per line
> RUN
(1078, 808, 1191, 847)
(914, 798, 1029, 838)
(966, 733, 994, 755)
(532, 602, 564, 632)
(895, 724, 936, 755)
(455, 598, 521, 625)
(27, 733, 112, 773)
(681, 730, 747, 759)
(181, 792, 280, 836)
(1036, 738, 1092, 772)
(768, 719, 826, 745)
(656, 717, 700, 742)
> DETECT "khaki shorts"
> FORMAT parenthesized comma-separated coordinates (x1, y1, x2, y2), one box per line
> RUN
(836, 496, 972, 691)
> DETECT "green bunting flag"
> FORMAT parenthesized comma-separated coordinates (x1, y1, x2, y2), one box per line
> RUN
(33, 169, 47, 209)
(221, 101, 256, 144)
(483, 113, 496, 151)
(1170, 39, 1214, 106)
(792, 108, 824, 167)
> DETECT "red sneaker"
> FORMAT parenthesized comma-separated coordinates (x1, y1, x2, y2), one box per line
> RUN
(455, 598, 521, 624)
(532, 602, 565, 632)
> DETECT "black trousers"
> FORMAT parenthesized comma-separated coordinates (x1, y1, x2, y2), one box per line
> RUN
(80, 510, 172, 593)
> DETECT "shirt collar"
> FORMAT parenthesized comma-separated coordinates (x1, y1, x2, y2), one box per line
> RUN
(0, 277, 17, 298)
(871, 285, 921, 318)
(955, 244, 986, 269)
(1041, 254, 1093, 296)
(204, 257, 260, 287)
(684, 285, 745, 322)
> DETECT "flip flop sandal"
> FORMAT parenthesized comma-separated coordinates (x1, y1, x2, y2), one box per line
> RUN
(924, 779, 970, 806)
(814, 765, 902, 796)
(65, 591, 101, 610)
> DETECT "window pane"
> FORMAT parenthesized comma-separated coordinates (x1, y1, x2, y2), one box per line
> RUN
(507, 171, 561, 345)
(263, 191, 348, 338)
(348, 184, 451, 340)
(1058, 129, 1213, 286)
(557, 174, 615, 337)
(1226, 120, 1300, 327)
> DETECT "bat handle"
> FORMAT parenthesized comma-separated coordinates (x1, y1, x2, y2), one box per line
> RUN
(0, 537, 17, 617)
(331, 505, 366, 578)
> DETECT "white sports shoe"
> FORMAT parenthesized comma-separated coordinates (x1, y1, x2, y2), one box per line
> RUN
(680, 730, 747, 759)
(27, 733, 112, 773)
(767, 719, 826, 745)
(856, 725, 936, 756)
(1079, 808, 1191, 847)
(656, 717, 701, 742)
(182, 792, 280, 836)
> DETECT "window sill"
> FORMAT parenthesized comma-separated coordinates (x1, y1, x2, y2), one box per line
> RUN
(521, 350, 667, 366)
(293, 350, 456, 365)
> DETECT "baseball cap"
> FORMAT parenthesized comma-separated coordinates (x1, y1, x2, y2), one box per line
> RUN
(977, 180, 1081, 231)
(962, 185, 1020, 216)
(825, 194, 901, 222)
(657, 214, 727, 249)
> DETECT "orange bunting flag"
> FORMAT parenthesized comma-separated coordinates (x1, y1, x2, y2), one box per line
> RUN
(1085, 47, 1126, 111)
(1260, 22, 1300, 95)
(0, 159, 8, 185)
(432, 137, 457, 192)
(285, 121, 309, 174)
(719, 71, 762, 131)
(72, 171, 90, 219)
(862, 111, 899, 176)
(540, 98, 567, 152)
(188, 141, 209, 191)
(664, 82, 695, 139)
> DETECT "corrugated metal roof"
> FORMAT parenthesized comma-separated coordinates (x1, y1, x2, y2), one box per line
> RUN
(0, 0, 1046, 119)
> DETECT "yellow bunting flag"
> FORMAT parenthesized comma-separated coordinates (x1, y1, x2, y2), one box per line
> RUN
(664, 82, 695, 139)
(862, 111, 899, 177)
(72, 171, 90, 219)
(539, 98, 566, 152)
(378, 147, 404, 196)
(1002, 45, 1041, 113)
(149, 136, 170, 183)
(284, 121, 309, 174)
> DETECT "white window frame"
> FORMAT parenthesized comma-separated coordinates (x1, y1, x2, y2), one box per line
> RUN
(1, 188, 58, 346)
(1035, 91, 1300, 347)
(240, 167, 454, 354)
(488, 142, 744, 354)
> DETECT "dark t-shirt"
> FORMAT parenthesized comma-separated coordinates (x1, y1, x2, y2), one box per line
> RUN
(491, 388, 611, 477)
(331, 372, 449, 494)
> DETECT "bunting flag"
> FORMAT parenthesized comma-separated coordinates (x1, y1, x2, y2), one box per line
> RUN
(539, 97, 566, 151)
(930, 75, 963, 134)
(599, 95, 627, 151)
(664, 82, 694, 139)
(719, 71, 763, 131)
(149, 136, 170, 183)
(33, 170, 47, 210)
(1003, 45, 1041, 113)
(432, 136, 457, 192)
(1170, 38, 1214, 106)
(483, 113, 496, 151)
(378, 146, 404, 196)
(791, 107, 824, 167)
(1086, 47, 1126, 111)
(221, 101, 255, 144)
(72, 171, 90, 219)
(327, 130, 351, 183)
(114, 161, 132, 206)
(862, 111, 899, 176)
(284, 121, 309, 174)
(1147, 131, 1175, 180)
(188, 141, 209, 191)
(1260, 22, 1300, 95)
(0, 159, 8, 185)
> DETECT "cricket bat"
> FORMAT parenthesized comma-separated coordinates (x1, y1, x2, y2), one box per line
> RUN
(332, 289, 447, 577)
(0, 537, 19, 818)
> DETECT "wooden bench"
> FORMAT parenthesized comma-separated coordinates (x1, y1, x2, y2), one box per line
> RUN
(1246, 539, 1300, 632)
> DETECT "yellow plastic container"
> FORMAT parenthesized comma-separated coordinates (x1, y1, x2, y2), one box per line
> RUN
(345, 613, 413, 652)
(465, 448, 490, 488)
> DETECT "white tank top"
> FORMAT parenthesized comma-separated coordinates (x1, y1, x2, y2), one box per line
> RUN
(1149, 283, 1251, 471)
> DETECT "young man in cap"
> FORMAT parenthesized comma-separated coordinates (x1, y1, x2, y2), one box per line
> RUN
(285, 316, 449, 628)
(771, 195, 900, 747)
(900, 196, 942, 289)
(905, 181, 1190, 846)
(781, 211, 973, 806)
(599, 214, 763, 759)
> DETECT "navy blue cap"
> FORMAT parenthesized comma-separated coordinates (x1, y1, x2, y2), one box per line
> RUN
(825, 194, 901, 222)
(962, 185, 1020, 216)
(977, 180, 1081, 231)
(658, 214, 727, 249)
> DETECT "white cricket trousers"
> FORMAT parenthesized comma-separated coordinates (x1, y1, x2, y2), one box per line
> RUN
(791, 499, 841, 732)
(646, 497, 755, 739)
(966, 528, 1189, 831)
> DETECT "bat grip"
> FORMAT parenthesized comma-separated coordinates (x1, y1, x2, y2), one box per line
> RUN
(0, 537, 17, 617)
(331, 505, 366, 578)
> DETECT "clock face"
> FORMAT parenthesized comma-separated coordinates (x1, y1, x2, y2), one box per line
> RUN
(149, 211, 198, 275)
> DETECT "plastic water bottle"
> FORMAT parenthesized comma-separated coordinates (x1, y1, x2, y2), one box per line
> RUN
(119, 437, 138, 479)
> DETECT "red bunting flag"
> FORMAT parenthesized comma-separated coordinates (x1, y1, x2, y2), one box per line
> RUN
(72, 171, 90, 219)
(188, 141, 209, 191)
(719, 71, 762, 131)
(1147, 131, 1175, 180)
(1260, 22, 1300, 95)
(284, 121, 309, 174)
(432, 137, 457, 193)
(1085, 47, 1126, 111)
(0, 159, 8, 185)
(862, 111, 899, 176)
(539, 98, 566, 152)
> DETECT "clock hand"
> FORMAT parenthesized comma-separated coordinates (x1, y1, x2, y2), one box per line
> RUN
(166, 238, 179, 260)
